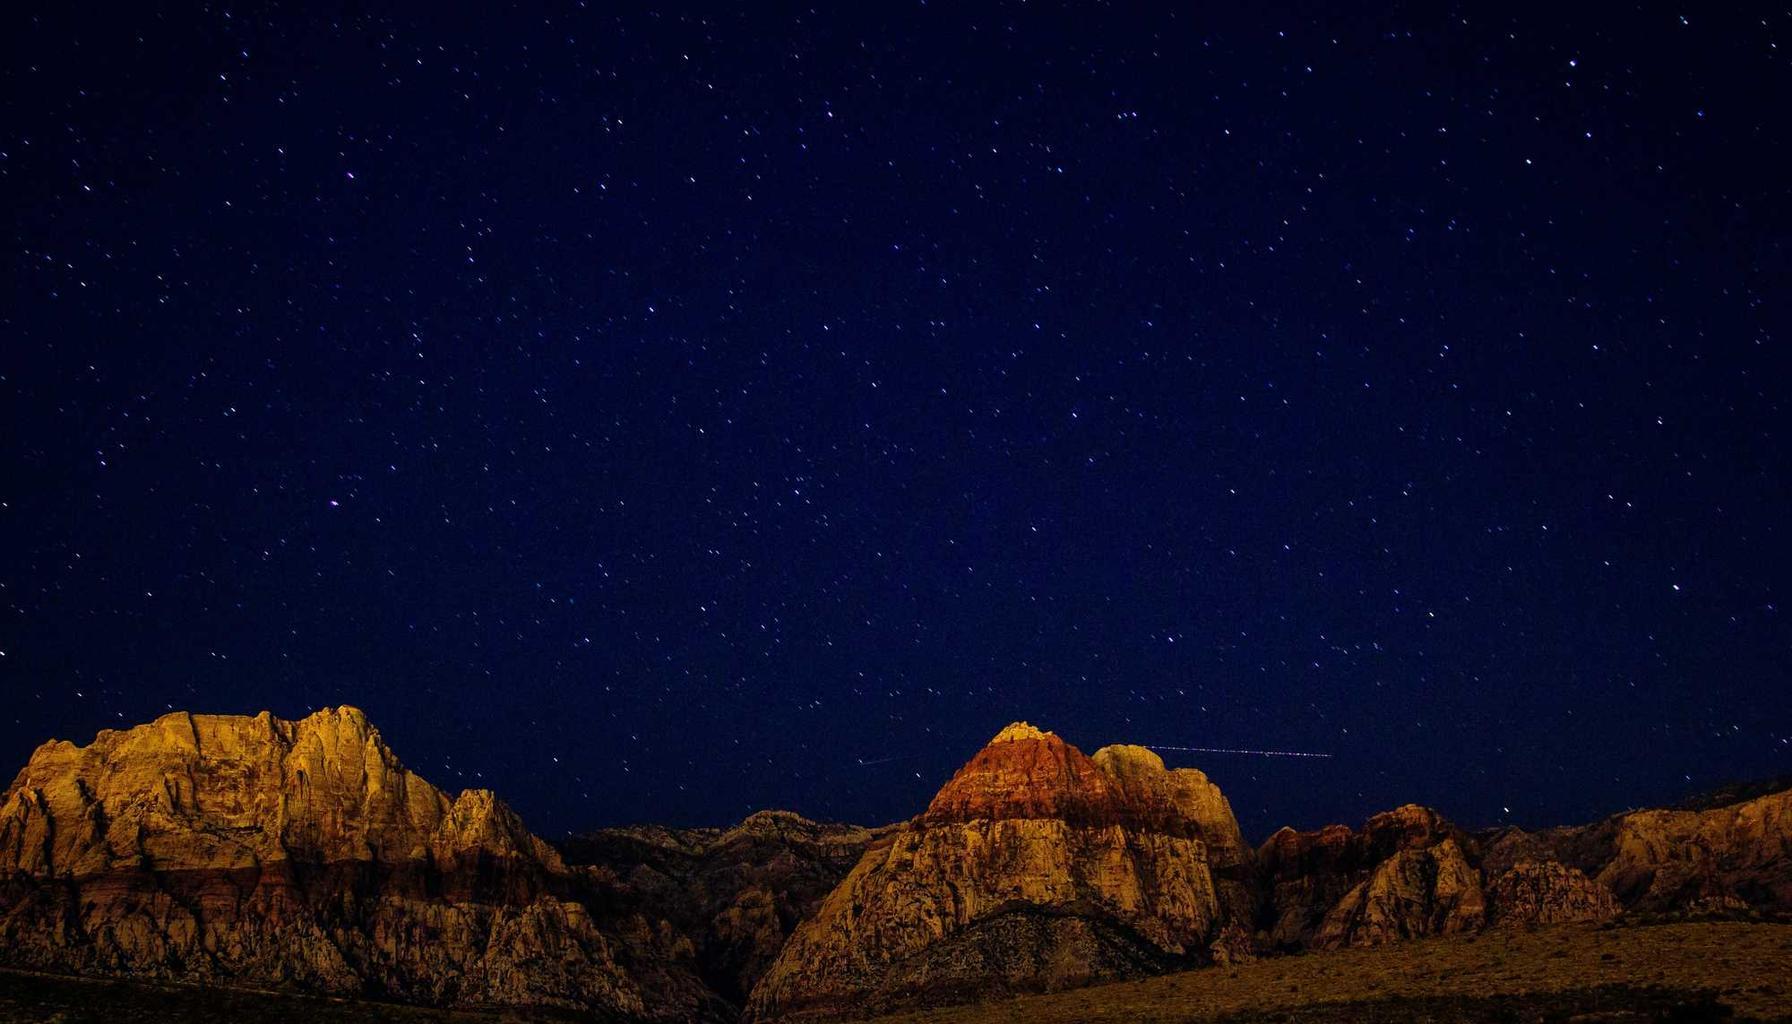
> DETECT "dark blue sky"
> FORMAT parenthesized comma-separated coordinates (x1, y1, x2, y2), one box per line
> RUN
(4, 2, 1788, 840)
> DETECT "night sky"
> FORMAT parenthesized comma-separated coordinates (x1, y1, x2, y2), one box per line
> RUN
(4, 3, 1788, 841)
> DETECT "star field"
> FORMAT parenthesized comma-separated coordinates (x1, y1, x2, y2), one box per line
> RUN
(3, 3, 1788, 838)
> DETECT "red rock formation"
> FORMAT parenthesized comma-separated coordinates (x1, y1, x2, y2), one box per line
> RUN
(5, 707, 1788, 1022)
(1486, 860, 1618, 926)
(745, 723, 1252, 1021)
(0, 707, 719, 1020)
(1313, 837, 1485, 947)
(1259, 804, 1481, 949)
(919, 722, 1119, 826)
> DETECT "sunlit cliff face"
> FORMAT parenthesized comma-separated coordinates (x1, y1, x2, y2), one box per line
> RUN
(747, 722, 1260, 1020)
(0, 707, 706, 1020)
(920, 722, 1249, 848)
(2, 710, 1788, 1022)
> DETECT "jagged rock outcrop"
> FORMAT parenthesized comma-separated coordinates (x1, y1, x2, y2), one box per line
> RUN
(744, 723, 1252, 1021)
(563, 809, 881, 1008)
(1312, 837, 1485, 946)
(1482, 786, 1792, 917)
(1263, 784, 1792, 950)
(1486, 860, 1618, 926)
(0, 707, 720, 1021)
(1258, 804, 1480, 949)
(6, 707, 1789, 1022)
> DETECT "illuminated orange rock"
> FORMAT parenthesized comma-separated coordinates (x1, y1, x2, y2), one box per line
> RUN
(5, 707, 1788, 1022)
(745, 723, 1253, 1021)
(1482, 784, 1792, 915)
(0, 707, 716, 1019)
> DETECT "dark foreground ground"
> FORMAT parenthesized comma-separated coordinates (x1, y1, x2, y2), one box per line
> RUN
(867, 922, 1792, 1024)
(1, 922, 1788, 1023)
(0, 971, 581, 1024)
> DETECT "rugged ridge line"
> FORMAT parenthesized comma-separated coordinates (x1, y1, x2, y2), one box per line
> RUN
(745, 724, 1792, 1020)
(0, 707, 722, 1020)
(3, 709, 1789, 1023)
(745, 723, 1257, 1021)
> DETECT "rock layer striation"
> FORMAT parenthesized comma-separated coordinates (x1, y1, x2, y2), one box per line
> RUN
(0, 707, 718, 1020)
(746, 723, 1252, 1020)
(4, 709, 1790, 1023)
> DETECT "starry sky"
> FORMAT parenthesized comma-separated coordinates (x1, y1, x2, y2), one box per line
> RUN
(3, 3, 1788, 840)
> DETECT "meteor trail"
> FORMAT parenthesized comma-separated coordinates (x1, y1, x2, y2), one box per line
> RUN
(1149, 745, 1333, 759)
(851, 754, 916, 768)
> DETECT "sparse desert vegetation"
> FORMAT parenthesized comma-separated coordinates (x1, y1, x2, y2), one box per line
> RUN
(862, 922, 1792, 1024)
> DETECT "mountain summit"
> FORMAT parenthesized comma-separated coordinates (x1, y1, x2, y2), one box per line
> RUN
(746, 723, 1255, 1020)
(1, 706, 557, 874)
(3, 710, 1789, 1022)
(0, 707, 716, 1019)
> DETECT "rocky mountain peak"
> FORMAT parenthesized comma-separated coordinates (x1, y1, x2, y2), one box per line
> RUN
(989, 720, 1053, 743)
(919, 726, 1248, 853)
(0, 705, 560, 877)
(1090, 743, 1167, 775)
(1366, 803, 1451, 840)
(5, 706, 1788, 1021)
(749, 723, 1255, 1020)
(921, 720, 1109, 826)
(0, 706, 726, 1019)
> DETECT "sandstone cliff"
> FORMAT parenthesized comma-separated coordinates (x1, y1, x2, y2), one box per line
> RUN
(1310, 836, 1486, 947)
(1481, 785, 1792, 916)
(0, 707, 720, 1020)
(564, 809, 880, 1009)
(5, 708, 1789, 1023)
(1263, 783, 1792, 951)
(744, 723, 1253, 1021)
(1258, 804, 1482, 949)
(1485, 859, 1619, 926)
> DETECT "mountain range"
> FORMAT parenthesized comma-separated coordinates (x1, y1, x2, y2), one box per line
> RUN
(1, 708, 1787, 1021)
